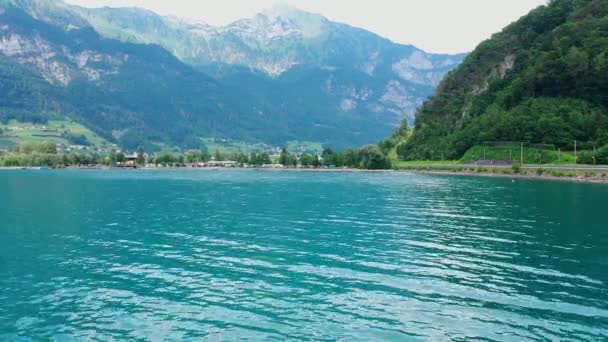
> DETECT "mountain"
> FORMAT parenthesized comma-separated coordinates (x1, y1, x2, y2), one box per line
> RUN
(0, 4, 235, 150)
(73, 4, 465, 128)
(396, 0, 608, 160)
(73, 4, 463, 80)
(0, 0, 466, 151)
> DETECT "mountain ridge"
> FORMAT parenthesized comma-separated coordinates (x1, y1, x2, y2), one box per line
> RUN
(0, 0, 466, 151)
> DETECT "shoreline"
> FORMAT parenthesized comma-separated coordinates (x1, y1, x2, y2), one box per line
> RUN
(1, 166, 607, 184)
(394, 169, 608, 184)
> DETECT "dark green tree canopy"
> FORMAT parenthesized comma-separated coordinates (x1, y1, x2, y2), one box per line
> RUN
(397, 0, 608, 161)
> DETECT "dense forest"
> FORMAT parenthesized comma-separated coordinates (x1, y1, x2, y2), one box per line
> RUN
(397, 0, 608, 160)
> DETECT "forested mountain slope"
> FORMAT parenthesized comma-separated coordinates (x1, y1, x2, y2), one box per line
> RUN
(397, 0, 608, 160)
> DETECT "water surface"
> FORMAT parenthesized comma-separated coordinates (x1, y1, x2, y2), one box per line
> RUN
(1, 170, 607, 340)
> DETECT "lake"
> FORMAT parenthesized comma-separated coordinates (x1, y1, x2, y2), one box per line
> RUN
(1, 170, 607, 340)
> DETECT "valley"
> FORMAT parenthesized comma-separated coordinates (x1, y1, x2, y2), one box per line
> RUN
(0, 0, 465, 152)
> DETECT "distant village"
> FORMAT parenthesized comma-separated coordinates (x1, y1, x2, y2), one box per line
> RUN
(0, 123, 331, 169)
(2, 123, 389, 169)
(105, 151, 332, 170)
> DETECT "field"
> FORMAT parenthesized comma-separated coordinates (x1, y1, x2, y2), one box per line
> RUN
(200, 138, 278, 155)
(394, 160, 459, 167)
(0, 121, 325, 155)
(286, 141, 324, 155)
(0, 120, 112, 149)
(200, 138, 323, 155)
(392, 145, 602, 166)
(460, 145, 577, 165)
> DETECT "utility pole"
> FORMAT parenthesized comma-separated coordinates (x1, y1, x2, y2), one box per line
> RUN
(574, 140, 577, 164)
(558, 148, 561, 163)
(520, 143, 524, 165)
(594, 145, 597, 165)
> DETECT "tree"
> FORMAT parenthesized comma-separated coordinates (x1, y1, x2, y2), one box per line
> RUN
(577, 151, 595, 165)
(300, 153, 314, 167)
(62, 133, 90, 146)
(237, 152, 249, 165)
(136, 149, 146, 165)
(359, 145, 392, 170)
(61, 154, 70, 166)
(379, 120, 410, 154)
(312, 155, 321, 168)
(322, 148, 336, 166)
(597, 145, 608, 165)
(228, 152, 239, 161)
(214, 149, 223, 161)
(279, 148, 290, 166)
(42, 142, 57, 154)
(116, 152, 125, 164)
(16, 142, 56, 154)
(249, 152, 258, 165)
(564, 46, 590, 80)
(107, 150, 117, 165)
(258, 152, 271, 165)
(278, 148, 297, 167)
(186, 149, 203, 163)
(288, 153, 298, 167)
(156, 153, 175, 166)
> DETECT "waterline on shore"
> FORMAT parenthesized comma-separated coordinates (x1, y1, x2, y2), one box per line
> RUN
(2, 165, 607, 184)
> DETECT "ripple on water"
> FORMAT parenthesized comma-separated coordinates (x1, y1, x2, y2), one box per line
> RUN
(0, 170, 607, 340)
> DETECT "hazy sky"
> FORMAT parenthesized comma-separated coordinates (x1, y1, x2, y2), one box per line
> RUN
(65, 0, 547, 53)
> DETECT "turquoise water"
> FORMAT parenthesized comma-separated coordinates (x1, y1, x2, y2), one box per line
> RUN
(1, 170, 608, 340)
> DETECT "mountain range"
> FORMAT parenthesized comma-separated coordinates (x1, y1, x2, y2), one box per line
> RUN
(0, 0, 465, 151)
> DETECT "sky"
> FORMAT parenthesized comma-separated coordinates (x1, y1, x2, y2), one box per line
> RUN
(64, 0, 547, 54)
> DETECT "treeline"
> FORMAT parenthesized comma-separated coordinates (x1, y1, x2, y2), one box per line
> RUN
(0, 142, 102, 167)
(577, 146, 608, 165)
(149, 150, 272, 166)
(0, 142, 393, 169)
(148, 145, 391, 169)
(309, 146, 392, 170)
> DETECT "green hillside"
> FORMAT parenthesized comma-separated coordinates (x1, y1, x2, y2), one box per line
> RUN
(397, 0, 608, 161)
(0, 119, 112, 147)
